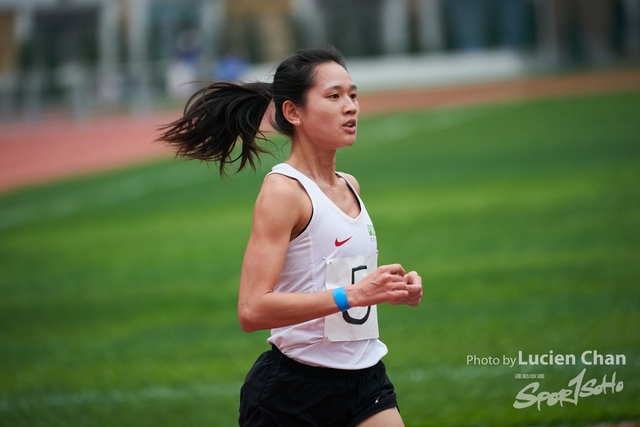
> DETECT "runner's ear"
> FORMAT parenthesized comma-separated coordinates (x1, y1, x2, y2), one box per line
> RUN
(282, 100, 301, 127)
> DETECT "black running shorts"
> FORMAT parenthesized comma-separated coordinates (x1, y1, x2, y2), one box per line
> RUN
(239, 345, 399, 427)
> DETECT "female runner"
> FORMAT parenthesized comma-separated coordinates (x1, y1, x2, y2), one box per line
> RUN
(158, 45, 423, 427)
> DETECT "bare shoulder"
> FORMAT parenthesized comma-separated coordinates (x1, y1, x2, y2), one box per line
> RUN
(261, 171, 307, 198)
(338, 172, 361, 195)
(253, 173, 310, 238)
(256, 173, 306, 211)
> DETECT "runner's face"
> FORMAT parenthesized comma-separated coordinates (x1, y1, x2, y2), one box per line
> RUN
(297, 62, 359, 150)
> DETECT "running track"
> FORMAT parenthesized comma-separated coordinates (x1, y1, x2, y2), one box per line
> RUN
(1, 68, 639, 193)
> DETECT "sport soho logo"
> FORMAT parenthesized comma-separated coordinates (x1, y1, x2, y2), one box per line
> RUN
(466, 350, 626, 411)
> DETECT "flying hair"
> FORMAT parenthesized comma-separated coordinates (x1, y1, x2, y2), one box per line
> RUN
(156, 45, 347, 177)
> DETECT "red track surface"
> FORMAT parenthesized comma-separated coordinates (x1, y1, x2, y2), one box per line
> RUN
(1, 68, 639, 193)
(1, 69, 639, 427)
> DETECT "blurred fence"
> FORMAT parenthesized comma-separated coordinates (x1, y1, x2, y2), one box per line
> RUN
(0, 0, 639, 123)
(0, 59, 195, 122)
(0, 50, 540, 122)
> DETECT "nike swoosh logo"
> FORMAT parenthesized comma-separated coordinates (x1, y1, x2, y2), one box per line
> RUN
(335, 236, 352, 247)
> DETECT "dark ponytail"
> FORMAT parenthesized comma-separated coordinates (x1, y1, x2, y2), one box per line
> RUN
(157, 81, 273, 176)
(157, 45, 346, 176)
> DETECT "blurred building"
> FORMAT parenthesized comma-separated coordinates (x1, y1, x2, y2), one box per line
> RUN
(0, 0, 637, 120)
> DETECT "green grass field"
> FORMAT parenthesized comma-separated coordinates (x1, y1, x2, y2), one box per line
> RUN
(1, 91, 639, 426)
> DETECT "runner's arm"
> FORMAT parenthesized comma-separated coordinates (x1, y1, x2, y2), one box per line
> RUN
(237, 174, 409, 332)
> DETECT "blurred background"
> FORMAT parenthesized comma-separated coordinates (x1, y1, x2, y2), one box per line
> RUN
(1, 2, 639, 427)
(0, 0, 639, 121)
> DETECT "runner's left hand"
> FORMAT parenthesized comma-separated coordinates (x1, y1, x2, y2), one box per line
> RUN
(400, 271, 422, 307)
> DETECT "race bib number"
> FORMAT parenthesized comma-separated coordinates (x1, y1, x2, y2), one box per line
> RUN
(324, 254, 379, 342)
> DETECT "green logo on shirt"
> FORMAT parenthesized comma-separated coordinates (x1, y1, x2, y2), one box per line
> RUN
(367, 224, 376, 242)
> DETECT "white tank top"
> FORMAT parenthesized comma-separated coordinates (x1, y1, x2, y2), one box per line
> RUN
(266, 163, 388, 369)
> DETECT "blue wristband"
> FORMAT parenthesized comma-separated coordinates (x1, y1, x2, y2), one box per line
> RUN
(332, 287, 351, 312)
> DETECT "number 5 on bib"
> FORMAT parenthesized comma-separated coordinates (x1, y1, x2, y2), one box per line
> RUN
(324, 254, 379, 341)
